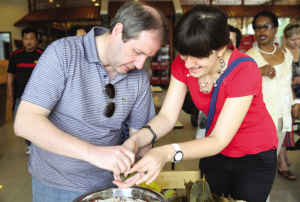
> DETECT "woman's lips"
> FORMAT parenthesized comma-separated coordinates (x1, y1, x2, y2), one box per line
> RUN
(189, 66, 201, 73)
(259, 35, 267, 40)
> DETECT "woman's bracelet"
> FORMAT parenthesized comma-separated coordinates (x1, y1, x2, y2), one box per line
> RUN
(293, 99, 300, 105)
(142, 125, 157, 144)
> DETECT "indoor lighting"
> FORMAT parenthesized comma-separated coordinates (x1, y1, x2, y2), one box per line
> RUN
(95, 3, 99, 6)
(92, 0, 96, 2)
(56, 4, 60, 7)
(49, 0, 53, 2)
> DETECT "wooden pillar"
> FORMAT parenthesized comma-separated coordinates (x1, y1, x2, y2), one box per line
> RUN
(241, 17, 244, 31)
(28, 0, 32, 13)
(33, 0, 36, 11)
(63, 0, 67, 8)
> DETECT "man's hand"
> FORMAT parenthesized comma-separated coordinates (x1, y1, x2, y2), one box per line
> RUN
(259, 65, 276, 79)
(88, 145, 135, 182)
(113, 172, 146, 188)
(292, 104, 300, 122)
(7, 89, 14, 102)
(122, 137, 139, 154)
(124, 146, 169, 187)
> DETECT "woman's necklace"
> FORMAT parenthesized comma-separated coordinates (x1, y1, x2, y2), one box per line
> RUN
(257, 44, 277, 56)
(198, 57, 226, 93)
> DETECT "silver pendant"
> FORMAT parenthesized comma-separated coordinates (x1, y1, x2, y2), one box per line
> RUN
(220, 59, 225, 68)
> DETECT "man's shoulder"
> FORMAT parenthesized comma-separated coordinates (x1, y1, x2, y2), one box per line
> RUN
(127, 67, 148, 77)
(36, 47, 44, 54)
(12, 48, 25, 56)
(49, 37, 83, 52)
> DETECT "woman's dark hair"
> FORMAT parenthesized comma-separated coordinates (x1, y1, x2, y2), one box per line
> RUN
(252, 11, 278, 28)
(173, 5, 230, 58)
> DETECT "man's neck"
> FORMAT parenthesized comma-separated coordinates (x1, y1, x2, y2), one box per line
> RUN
(25, 47, 36, 52)
(95, 32, 117, 81)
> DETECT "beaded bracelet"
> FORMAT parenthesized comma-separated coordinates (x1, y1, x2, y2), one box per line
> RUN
(142, 125, 157, 144)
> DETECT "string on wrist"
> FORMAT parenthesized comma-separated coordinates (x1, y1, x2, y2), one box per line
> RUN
(142, 125, 157, 144)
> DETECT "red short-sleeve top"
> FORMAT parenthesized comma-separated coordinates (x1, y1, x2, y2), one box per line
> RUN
(171, 45, 278, 157)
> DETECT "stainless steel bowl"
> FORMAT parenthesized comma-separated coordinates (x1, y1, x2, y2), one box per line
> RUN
(73, 186, 168, 202)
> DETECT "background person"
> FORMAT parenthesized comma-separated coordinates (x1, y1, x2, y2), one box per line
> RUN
(229, 25, 242, 49)
(282, 23, 300, 97)
(67, 26, 87, 36)
(7, 27, 44, 155)
(281, 22, 300, 170)
(116, 5, 278, 202)
(37, 39, 43, 49)
(246, 11, 298, 181)
(13, 2, 168, 201)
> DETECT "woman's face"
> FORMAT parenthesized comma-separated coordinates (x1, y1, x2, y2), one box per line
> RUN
(253, 16, 277, 45)
(180, 51, 220, 78)
(286, 33, 300, 49)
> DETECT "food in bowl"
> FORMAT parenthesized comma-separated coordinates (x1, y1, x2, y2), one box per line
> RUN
(91, 197, 147, 202)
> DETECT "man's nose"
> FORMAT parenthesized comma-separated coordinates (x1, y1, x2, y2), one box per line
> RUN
(134, 56, 147, 69)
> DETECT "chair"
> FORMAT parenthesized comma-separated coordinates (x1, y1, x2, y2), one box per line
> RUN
(155, 170, 201, 189)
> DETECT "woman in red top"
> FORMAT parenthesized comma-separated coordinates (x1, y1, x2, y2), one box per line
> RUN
(115, 5, 278, 202)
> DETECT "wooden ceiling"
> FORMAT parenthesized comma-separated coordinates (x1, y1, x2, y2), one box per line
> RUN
(14, 1, 300, 27)
(182, 5, 300, 17)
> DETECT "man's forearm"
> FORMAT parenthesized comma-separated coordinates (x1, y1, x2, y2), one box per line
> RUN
(7, 73, 14, 91)
(14, 101, 93, 162)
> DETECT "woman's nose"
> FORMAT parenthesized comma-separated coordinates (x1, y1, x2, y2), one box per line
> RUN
(185, 57, 196, 68)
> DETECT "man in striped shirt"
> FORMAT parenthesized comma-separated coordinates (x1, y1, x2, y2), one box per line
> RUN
(7, 27, 43, 155)
(14, 2, 168, 201)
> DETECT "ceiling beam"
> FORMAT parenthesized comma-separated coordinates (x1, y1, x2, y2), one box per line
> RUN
(172, 0, 182, 14)
(101, 0, 108, 15)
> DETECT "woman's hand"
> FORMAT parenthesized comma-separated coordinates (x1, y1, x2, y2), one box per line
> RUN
(259, 65, 276, 79)
(292, 77, 300, 85)
(130, 146, 170, 185)
(113, 145, 171, 188)
(292, 104, 300, 122)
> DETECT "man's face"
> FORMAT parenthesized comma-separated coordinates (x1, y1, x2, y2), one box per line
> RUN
(107, 29, 162, 74)
(229, 31, 237, 47)
(22, 32, 37, 52)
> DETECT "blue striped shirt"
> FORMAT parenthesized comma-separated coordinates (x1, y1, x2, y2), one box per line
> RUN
(22, 26, 155, 193)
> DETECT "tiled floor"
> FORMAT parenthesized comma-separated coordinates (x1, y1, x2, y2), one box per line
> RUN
(0, 88, 300, 202)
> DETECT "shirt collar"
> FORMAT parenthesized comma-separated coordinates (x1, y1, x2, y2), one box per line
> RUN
(83, 26, 108, 63)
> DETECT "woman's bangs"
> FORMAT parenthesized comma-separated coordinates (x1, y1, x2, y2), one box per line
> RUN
(175, 23, 212, 58)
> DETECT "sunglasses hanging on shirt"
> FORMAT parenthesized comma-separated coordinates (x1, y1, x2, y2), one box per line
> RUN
(103, 83, 116, 118)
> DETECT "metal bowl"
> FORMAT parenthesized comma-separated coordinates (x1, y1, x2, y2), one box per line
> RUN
(73, 186, 168, 202)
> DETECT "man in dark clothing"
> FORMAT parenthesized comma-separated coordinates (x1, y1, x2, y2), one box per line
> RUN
(7, 27, 44, 155)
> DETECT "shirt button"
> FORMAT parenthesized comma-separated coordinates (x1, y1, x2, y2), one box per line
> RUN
(104, 75, 107, 78)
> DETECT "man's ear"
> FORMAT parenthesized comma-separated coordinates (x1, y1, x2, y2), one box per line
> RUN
(111, 23, 123, 40)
